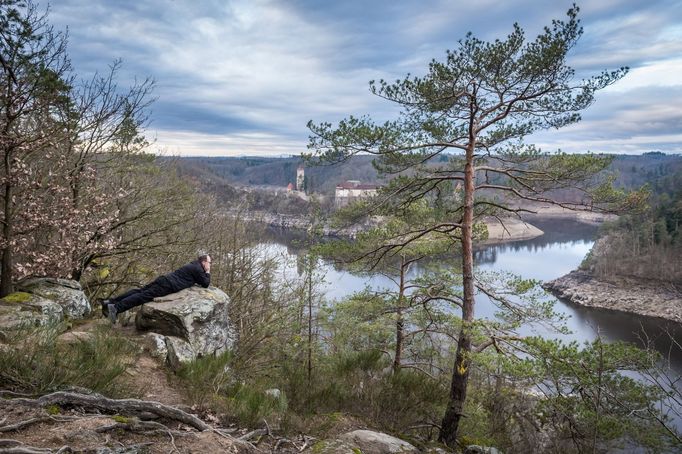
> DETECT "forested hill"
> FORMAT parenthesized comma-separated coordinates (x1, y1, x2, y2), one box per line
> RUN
(175, 152, 681, 195)
(584, 152, 682, 285)
(175, 155, 379, 194)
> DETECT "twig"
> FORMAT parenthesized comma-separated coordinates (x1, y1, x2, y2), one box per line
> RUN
(167, 428, 178, 454)
(214, 428, 265, 453)
(239, 428, 268, 441)
(298, 435, 314, 452)
(0, 417, 51, 432)
(0, 415, 106, 433)
(0, 443, 52, 453)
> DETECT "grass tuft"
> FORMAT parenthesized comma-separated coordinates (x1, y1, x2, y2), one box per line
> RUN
(0, 323, 138, 397)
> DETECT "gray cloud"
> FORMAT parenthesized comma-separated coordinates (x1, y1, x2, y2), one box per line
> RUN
(47, 0, 682, 156)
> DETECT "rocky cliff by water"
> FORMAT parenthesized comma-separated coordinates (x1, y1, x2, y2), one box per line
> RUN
(543, 270, 682, 324)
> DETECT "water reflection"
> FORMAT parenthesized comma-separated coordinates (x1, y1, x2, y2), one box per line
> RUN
(262, 218, 681, 374)
(261, 218, 681, 433)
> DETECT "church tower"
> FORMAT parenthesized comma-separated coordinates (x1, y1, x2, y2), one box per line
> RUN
(296, 165, 305, 192)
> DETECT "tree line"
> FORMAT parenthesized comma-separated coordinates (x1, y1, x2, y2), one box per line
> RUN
(585, 164, 682, 284)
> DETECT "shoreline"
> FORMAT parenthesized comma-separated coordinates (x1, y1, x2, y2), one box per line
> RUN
(516, 202, 618, 225)
(245, 211, 547, 246)
(543, 270, 682, 325)
(236, 199, 611, 246)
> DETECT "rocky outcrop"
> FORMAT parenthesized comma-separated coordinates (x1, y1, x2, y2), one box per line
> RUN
(465, 446, 503, 454)
(0, 279, 90, 332)
(307, 430, 419, 454)
(544, 270, 682, 324)
(16, 278, 91, 319)
(339, 430, 419, 454)
(0, 292, 63, 331)
(135, 286, 235, 368)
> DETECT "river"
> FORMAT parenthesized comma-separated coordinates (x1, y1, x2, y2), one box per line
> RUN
(262, 219, 682, 375)
(263, 218, 682, 407)
(266, 218, 680, 365)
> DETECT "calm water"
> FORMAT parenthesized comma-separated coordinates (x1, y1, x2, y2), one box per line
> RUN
(265, 218, 682, 374)
(263, 218, 682, 436)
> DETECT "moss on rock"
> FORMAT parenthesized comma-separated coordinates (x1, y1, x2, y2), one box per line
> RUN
(1, 292, 33, 304)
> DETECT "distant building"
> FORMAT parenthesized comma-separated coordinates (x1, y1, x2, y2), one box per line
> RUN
(296, 165, 305, 192)
(286, 182, 294, 192)
(335, 180, 380, 207)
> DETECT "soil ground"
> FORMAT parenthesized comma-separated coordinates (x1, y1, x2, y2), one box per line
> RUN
(0, 318, 263, 453)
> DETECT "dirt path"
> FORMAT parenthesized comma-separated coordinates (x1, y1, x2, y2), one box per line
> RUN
(0, 317, 260, 453)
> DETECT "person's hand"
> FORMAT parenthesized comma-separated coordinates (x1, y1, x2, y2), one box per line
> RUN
(202, 256, 212, 273)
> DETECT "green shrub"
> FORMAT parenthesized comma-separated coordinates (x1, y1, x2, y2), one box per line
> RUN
(224, 383, 288, 427)
(0, 323, 137, 396)
(175, 351, 233, 406)
(175, 352, 288, 426)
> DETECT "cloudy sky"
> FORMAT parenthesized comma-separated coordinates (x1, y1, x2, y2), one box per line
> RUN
(49, 0, 682, 156)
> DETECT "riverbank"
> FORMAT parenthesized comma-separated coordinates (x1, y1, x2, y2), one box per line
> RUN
(243, 211, 546, 245)
(543, 270, 682, 324)
(480, 216, 544, 244)
(520, 203, 618, 225)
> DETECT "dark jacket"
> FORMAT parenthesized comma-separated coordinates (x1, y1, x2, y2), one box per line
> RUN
(162, 260, 211, 293)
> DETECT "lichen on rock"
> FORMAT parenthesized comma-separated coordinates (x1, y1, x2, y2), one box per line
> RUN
(1, 291, 33, 304)
(0, 292, 63, 329)
(135, 286, 235, 369)
(17, 278, 91, 319)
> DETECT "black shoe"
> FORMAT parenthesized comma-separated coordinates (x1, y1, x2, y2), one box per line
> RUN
(100, 299, 112, 317)
(107, 304, 118, 324)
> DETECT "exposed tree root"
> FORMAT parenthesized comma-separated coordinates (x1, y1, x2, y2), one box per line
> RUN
(0, 439, 23, 448)
(0, 415, 90, 433)
(0, 439, 64, 453)
(0, 389, 298, 453)
(9, 391, 210, 431)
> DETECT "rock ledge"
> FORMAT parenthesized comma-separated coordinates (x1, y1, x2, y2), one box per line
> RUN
(543, 270, 682, 324)
(135, 286, 235, 368)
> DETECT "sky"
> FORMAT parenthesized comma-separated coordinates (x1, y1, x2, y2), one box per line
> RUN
(48, 0, 682, 157)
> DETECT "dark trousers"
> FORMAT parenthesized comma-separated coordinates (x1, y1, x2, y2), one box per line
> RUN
(112, 277, 173, 313)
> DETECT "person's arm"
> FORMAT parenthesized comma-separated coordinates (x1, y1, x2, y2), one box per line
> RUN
(194, 261, 211, 288)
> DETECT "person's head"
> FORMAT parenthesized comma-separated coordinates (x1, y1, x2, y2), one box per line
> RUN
(198, 254, 211, 265)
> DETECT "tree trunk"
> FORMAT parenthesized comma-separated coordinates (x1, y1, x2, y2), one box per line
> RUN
(439, 142, 476, 446)
(393, 256, 406, 373)
(307, 255, 313, 385)
(1, 152, 13, 297)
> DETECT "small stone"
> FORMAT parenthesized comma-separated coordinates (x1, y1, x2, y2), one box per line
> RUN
(265, 388, 281, 399)
(464, 445, 503, 454)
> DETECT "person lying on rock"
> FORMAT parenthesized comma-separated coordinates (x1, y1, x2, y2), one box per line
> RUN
(101, 254, 211, 324)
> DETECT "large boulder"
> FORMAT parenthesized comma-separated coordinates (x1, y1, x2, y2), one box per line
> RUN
(337, 430, 419, 454)
(16, 278, 90, 319)
(135, 286, 234, 368)
(0, 291, 63, 332)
